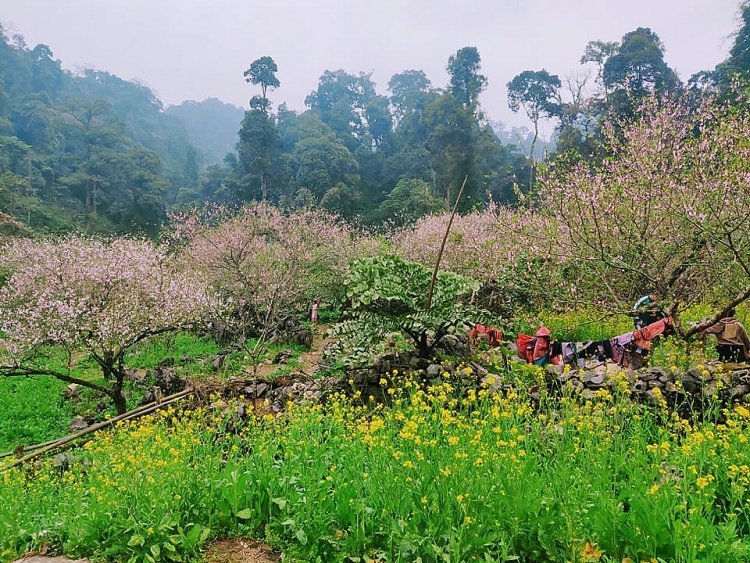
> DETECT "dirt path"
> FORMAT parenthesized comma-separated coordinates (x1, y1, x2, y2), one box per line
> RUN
(202, 538, 280, 563)
(10, 539, 282, 563)
(248, 324, 335, 379)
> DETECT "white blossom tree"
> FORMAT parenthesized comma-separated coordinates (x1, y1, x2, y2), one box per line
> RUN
(0, 236, 214, 413)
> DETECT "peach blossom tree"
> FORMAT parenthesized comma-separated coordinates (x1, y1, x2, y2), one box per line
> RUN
(0, 236, 214, 413)
(170, 203, 375, 344)
(531, 94, 750, 335)
(388, 201, 563, 315)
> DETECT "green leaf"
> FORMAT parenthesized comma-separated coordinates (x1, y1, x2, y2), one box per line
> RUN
(236, 508, 253, 519)
(163, 541, 177, 552)
(127, 534, 145, 547)
(295, 528, 308, 544)
(185, 524, 202, 545)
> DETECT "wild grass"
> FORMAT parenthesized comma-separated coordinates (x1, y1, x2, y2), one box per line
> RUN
(0, 377, 72, 453)
(126, 333, 222, 375)
(0, 331, 315, 452)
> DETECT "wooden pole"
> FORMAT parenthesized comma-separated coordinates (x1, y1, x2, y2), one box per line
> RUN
(425, 175, 468, 312)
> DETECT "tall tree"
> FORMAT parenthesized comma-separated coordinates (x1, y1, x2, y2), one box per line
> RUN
(388, 70, 432, 123)
(236, 96, 289, 202)
(304, 69, 381, 151)
(602, 28, 680, 109)
(580, 40, 619, 97)
(507, 69, 562, 188)
(243, 56, 280, 102)
(729, 1, 750, 77)
(447, 47, 488, 108)
(386, 71, 439, 184)
(554, 71, 600, 159)
(421, 93, 477, 209)
(702, 0, 750, 93)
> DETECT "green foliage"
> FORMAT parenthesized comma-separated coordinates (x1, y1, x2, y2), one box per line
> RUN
(0, 34, 198, 236)
(447, 46, 488, 108)
(0, 27, 534, 232)
(314, 306, 341, 324)
(235, 106, 290, 202)
(507, 69, 562, 122)
(243, 56, 281, 100)
(377, 178, 446, 227)
(603, 27, 680, 97)
(0, 346, 152, 448)
(3, 379, 750, 562)
(0, 377, 72, 452)
(126, 333, 221, 375)
(521, 309, 633, 343)
(331, 255, 491, 361)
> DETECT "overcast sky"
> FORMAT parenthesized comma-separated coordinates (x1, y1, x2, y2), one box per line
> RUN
(2, 0, 745, 132)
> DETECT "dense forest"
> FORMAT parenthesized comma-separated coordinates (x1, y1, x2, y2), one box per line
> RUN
(1, 2, 750, 235)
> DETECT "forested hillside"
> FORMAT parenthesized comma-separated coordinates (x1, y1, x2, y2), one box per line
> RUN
(0, 29, 202, 235)
(2, 0, 750, 235)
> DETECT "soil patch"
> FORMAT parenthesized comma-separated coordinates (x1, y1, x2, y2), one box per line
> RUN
(201, 538, 280, 563)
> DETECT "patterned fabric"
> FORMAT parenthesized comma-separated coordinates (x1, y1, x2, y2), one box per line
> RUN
(516, 318, 673, 366)
(532, 326, 551, 365)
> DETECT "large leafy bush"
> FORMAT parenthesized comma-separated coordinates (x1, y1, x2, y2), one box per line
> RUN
(331, 255, 492, 362)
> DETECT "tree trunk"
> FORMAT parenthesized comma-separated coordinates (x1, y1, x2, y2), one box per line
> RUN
(111, 374, 127, 415)
(101, 359, 128, 415)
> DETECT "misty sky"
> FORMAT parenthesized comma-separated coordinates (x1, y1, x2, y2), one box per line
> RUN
(2, 0, 744, 132)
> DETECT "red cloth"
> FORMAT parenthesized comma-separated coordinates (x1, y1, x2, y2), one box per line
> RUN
(632, 317, 673, 351)
(517, 333, 536, 363)
(470, 324, 504, 347)
(532, 327, 551, 363)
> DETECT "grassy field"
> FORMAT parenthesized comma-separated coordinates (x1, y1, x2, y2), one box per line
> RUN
(0, 376, 71, 453)
(0, 332, 312, 453)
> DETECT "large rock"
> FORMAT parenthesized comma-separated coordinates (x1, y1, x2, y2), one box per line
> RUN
(270, 317, 313, 348)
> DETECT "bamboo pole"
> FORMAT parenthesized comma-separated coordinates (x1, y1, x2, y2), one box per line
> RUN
(0, 388, 194, 471)
(425, 175, 468, 311)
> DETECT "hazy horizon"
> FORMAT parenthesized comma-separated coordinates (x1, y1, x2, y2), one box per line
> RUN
(2, 0, 744, 135)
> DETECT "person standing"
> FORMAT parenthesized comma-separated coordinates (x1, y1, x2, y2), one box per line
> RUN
(311, 299, 320, 325)
(700, 308, 750, 363)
